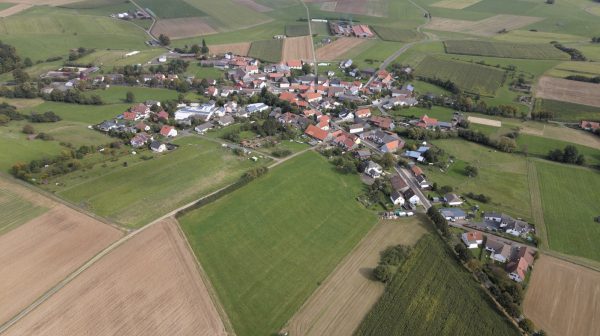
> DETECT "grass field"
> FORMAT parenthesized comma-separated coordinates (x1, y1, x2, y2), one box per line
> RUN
(74, 49, 164, 68)
(136, 0, 206, 18)
(89, 86, 183, 104)
(285, 23, 309, 36)
(0, 188, 47, 235)
(444, 40, 569, 60)
(544, 61, 600, 78)
(356, 234, 519, 336)
(179, 151, 376, 336)
(54, 136, 258, 227)
(415, 56, 506, 96)
(534, 160, 600, 262)
(183, 0, 272, 31)
(248, 39, 283, 63)
(371, 26, 421, 42)
(534, 98, 600, 122)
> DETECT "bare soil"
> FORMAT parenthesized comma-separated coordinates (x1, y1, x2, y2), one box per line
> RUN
(536, 76, 600, 108)
(316, 37, 366, 61)
(521, 124, 600, 150)
(0, 205, 122, 325)
(523, 255, 600, 336)
(0, 3, 32, 17)
(282, 36, 314, 62)
(5, 218, 228, 336)
(468, 116, 502, 127)
(284, 218, 429, 336)
(209, 42, 251, 56)
(151, 17, 217, 39)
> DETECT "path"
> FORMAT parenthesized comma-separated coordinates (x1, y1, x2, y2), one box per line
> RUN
(128, 0, 159, 42)
(299, 0, 318, 77)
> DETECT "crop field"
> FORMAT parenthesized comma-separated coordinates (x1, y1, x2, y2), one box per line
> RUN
(183, 0, 272, 31)
(208, 42, 251, 56)
(0, 204, 122, 326)
(319, 0, 388, 17)
(0, 188, 46, 235)
(544, 61, 600, 78)
(285, 23, 310, 37)
(316, 37, 367, 61)
(426, 15, 543, 36)
(54, 137, 257, 227)
(282, 36, 314, 62)
(285, 217, 430, 336)
(151, 17, 217, 39)
(179, 152, 376, 336)
(248, 39, 283, 63)
(415, 56, 505, 96)
(371, 26, 421, 42)
(535, 160, 600, 262)
(135, 0, 206, 18)
(444, 40, 569, 60)
(431, 0, 481, 9)
(355, 234, 518, 336)
(5, 218, 228, 336)
(536, 76, 600, 108)
(524, 255, 600, 336)
(232, 0, 272, 12)
(534, 98, 600, 122)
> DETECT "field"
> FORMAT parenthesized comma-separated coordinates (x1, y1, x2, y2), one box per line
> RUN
(534, 160, 600, 262)
(534, 98, 600, 122)
(150, 17, 217, 39)
(520, 123, 600, 150)
(232, 0, 272, 12)
(208, 42, 251, 56)
(54, 137, 258, 227)
(281, 35, 314, 62)
(316, 37, 367, 61)
(536, 76, 600, 108)
(415, 56, 505, 96)
(4, 218, 228, 336)
(355, 234, 519, 336)
(73, 49, 165, 67)
(468, 116, 502, 127)
(183, 0, 272, 31)
(285, 23, 310, 37)
(318, 0, 388, 17)
(544, 61, 600, 78)
(179, 151, 377, 336)
(444, 40, 569, 60)
(135, 0, 206, 18)
(431, 0, 481, 9)
(0, 3, 32, 17)
(523, 255, 600, 336)
(285, 217, 429, 336)
(248, 39, 283, 63)
(371, 26, 421, 42)
(426, 15, 543, 36)
(0, 203, 122, 326)
(0, 188, 47, 234)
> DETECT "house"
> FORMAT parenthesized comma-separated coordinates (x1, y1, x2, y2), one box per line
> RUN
(349, 124, 364, 134)
(415, 174, 429, 189)
(355, 149, 371, 160)
(461, 231, 483, 249)
(287, 60, 302, 70)
(317, 115, 330, 130)
(445, 193, 463, 206)
(507, 258, 529, 282)
(391, 174, 410, 193)
(370, 116, 395, 130)
(246, 103, 269, 114)
(150, 140, 167, 153)
(410, 165, 422, 176)
(135, 122, 150, 132)
(380, 140, 400, 153)
(505, 219, 532, 237)
(130, 133, 150, 148)
(160, 125, 177, 137)
(439, 208, 466, 221)
(333, 132, 359, 150)
(355, 108, 371, 119)
(416, 115, 439, 129)
(404, 189, 420, 205)
(484, 212, 503, 222)
(580, 120, 600, 131)
(157, 110, 169, 121)
(195, 122, 213, 134)
(218, 115, 235, 127)
(304, 124, 329, 141)
(123, 111, 137, 121)
(485, 238, 512, 263)
(365, 161, 383, 178)
(390, 190, 405, 206)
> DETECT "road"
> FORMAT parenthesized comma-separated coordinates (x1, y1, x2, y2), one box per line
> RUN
(394, 166, 432, 209)
(128, 0, 159, 42)
(299, 0, 318, 77)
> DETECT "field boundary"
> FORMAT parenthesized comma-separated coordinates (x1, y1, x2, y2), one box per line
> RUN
(526, 160, 548, 248)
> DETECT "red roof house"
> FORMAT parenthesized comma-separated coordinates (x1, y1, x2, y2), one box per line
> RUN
(304, 124, 329, 141)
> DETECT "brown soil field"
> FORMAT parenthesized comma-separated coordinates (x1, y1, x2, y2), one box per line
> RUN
(151, 17, 217, 39)
(523, 255, 600, 336)
(0, 205, 122, 326)
(232, 0, 272, 12)
(468, 116, 502, 127)
(318, 0, 387, 17)
(316, 37, 366, 61)
(427, 15, 542, 36)
(0, 3, 32, 17)
(209, 42, 251, 56)
(284, 217, 429, 336)
(536, 76, 600, 108)
(5, 218, 228, 336)
(282, 36, 314, 62)
(431, 0, 481, 9)
(0, 0, 79, 4)
(522, 124, 600, 150)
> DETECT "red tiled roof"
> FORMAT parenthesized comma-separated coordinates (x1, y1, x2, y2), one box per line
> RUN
(157, 111, 169, 120)
(160, 125, 174, 137)
(411, 165, 423, 176)
(287, 60, 302, 68)
(581, 120, 600, 130)
(355, 108, 371, 118)
(465, 231, 483, 242)
(123, 111, 136, 121)
(305, 124, 328, 141)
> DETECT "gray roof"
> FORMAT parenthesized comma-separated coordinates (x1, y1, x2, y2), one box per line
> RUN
(439, 208, 466, 218)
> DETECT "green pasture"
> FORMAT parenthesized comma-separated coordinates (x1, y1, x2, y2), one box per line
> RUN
(535, 98, 600, 122)
(372, 26, 422, 42)
(444, 40, 569, 60)
(248, 39, 283, 63)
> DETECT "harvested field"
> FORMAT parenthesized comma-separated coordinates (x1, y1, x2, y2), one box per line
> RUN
(232, 0, 271, 12)
(444, 40, 569, 60)
(0, 3, 32, 17)
(431, 0, 481, 9)
(327, 0, 387, 17)
(151, 17, 217, 39)
(521, 124, 600, 150)
(5, 218, 228, 336)
(209, 42, 251, 56)
(468, 116, 502, 127)
(372, 26, 421, 42)
(0, 0, 80, 4)
(0, 205, 122, 326)
(285, 217, 429, 336)
(316, 37, 366, 61)
(282, 36, 314, 62)
(523, 255, 600, 336)
(427, 15, 543, 36)
(536, 76, 600, 108)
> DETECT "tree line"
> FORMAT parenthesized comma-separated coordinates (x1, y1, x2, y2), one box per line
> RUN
(547, 145, 585, 165)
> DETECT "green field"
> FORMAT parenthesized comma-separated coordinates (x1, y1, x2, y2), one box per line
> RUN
(444, 40, 569, 60)
(356, 234, 519, 336)
(0, 188, 47, 235)
(74, 49, 165, 68)
(179, 151, 376, 336)
(515, 134, 600, 166)
(89, 86, 183, 104)
(54, 136, 259, 227)
(535, 98, 600, 122)
(183, 0, 272, 31)
(534, 160, 600, 262)
(372, 26, 421, 42)
(285, 23, 309, 37)
(136, 0, 206, 18)
(248, 39, 283, 63)
(415, 56, 506, 96)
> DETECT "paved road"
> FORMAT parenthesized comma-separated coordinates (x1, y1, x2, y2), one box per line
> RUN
(394, 166, 432, 209)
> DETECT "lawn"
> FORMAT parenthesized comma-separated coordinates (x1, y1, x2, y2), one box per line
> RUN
(178, 151, 376, 336)
(74, 49, 165, 68)
(534, 98, 600, 122)
(54, 136, 259, 227)
(0, 124, 64, 172)
(534, 160, 600, 262)
(390, 105, 456, 121)
(135, 0, 206, 18)
(356, 234, 519, 336)
(0, 188, 47, 235)
(285, 23, 310, 37)
(372, 26, 422, 42)
(444, 40, 569, 60)
(248, 39, 283, 63)
(89, 86, 182, 104)
(20, 101, 129, 124)
(415, 56, 506, 96)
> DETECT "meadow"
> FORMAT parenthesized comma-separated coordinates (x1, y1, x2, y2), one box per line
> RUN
(534, 98, 600, 123)
(285, 23, 309, 37)
(135, 0, 207, 18)
(534, 160, 600, 262)
(54, 136, 258, 227)
(415, 56, 506, 96)
(248, 39, 283, 63)
(0, 188, 47, 235)
(444, 40, 569, 60)
(356, 234, 519, 336)
(371, 26, 421, 42)
(178, 151, 376, 336)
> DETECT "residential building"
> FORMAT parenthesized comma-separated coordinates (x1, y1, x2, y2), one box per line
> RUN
(462, 231, 483, 249)
(365, 161, 383, 178)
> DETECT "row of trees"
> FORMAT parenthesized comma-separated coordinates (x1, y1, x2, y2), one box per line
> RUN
(427, 207, 450, 237)
(418, 77, 461, 94)
(548, 145, 585, 165)
(551, 42, 586, 61)
(565, 74, 600, 84)
(457, 129, 517, 153)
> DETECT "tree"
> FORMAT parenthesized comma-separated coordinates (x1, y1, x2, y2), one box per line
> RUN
(373, 265, 392, 283)
(439, 185, 453, 194)
(545, 0, 555, 3)
(519, 318, 535, 334)
(125, 91, 135, 103)
(380, 152, 396, 169)
(0, 114, 9, 125)
(465, 165, 478, 177)
(158, 34, 171, 46)
(454, 243, 471, 262)
(23, 57, 33, 67)
(562, 145, 578, 164)
(22, 124, 35, 134)
(201, 38, 209, 54)
(190, 44, 201, 55)
(12, 68, 29, 84)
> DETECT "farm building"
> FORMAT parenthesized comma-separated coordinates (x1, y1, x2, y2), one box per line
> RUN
(352, 25, 374, 38)
(439, 208, 466, 221)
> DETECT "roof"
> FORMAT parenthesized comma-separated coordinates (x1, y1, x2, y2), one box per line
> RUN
(485, 237, 505, 252)
(304, 124, 328, 141)
(160, 125, 174, 136)
(439, 207, 466, 218)
(287, 60, 302, 68)
(411, 165, 423, 176)
(445, 193, 461, 204)
(463, 231, 483, 243)
(391, 174, 408, 191)
(355, 108, 371, 117)
(517, 247, 535, 265)
(123, 111, 136, 121)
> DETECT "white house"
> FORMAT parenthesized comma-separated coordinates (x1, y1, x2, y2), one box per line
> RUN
(349, 124, 364, 134)
(461, 231, 483, 249)
(365, 161, 383, 179)
(160, 125, 178, 137)
(404, 189, 420, 206)
(484, 212, 503, 222)
(246, 103, 269, 114)
(390, 190, 405, 206)
(150, 141, 167, 153)
(194, 122, 213, 134)
(445, 193, 463, 206)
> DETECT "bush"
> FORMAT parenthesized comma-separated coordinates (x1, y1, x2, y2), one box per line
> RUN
(380, 245, 411, 266)
(22, 124, 35, 134)
(271, 148, 292, 158)
(35, 133, 54, 141)
(373, 265, 393, 283)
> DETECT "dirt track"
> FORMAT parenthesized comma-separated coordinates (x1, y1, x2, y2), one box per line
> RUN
(0, 205, 122, 326)
(0, 3, 32, 17)
(468, 116, 502, 127)
(151, 18, 217, 39)
(536, 76, 600, 108)
(316, 37, 366, 61)
(5, 218, 227, 336)
(284, 218, 429, 336)
(282, 36, 315, 62)
(523, 255, 600, 336)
